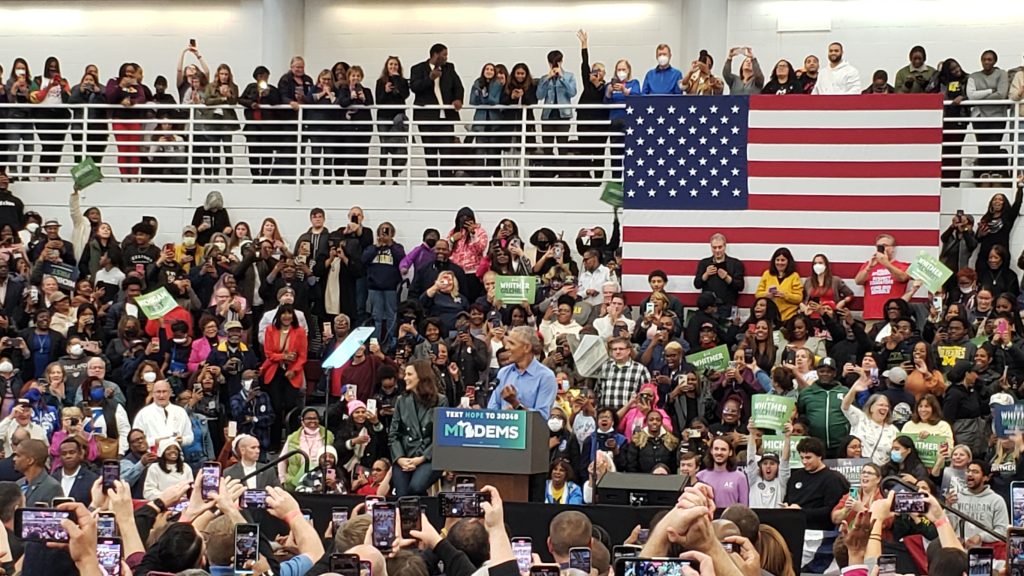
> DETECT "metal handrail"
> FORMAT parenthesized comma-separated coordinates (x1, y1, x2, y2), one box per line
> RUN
(880, 475, 1007, 543)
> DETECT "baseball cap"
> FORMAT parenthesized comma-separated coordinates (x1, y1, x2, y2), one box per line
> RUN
(882, 367, 908, 385)
(817, 357, 837, 370)
(699, 321, 715, 331)
(759, 453, 780, 464)
(223, 320, 243, 331)
(990, 392, 1015, 407)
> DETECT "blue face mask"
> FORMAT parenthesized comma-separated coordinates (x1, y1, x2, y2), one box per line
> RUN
(90, 387, 105, 402)
(890, 449, 904, 464)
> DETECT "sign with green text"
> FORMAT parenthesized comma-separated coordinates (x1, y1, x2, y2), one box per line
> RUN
(750, 394, 796, 432)
(71, 157, 103, 190)
(994, 404, 1024, 438)
(762, 435, 804, 469)
(907, 251, 952, 294)
(494, 276, 537, 304)
(685, 344, 730, 373)
(600, 181, 623, 208)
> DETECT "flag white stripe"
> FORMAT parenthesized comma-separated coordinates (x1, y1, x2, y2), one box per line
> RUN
(623, 243, 937, 263)
(747, 177, 939, 196)
(621, 275, 868, 297)
(625, 210, 939, 229)
(749, 109, 943, 129)
(747, 143, 942, 162)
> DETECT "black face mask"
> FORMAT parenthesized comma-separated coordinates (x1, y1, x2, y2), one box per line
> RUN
(425, 237, 438, 249)
(591, 237, 606, 248)
(536, 240, 550, 251)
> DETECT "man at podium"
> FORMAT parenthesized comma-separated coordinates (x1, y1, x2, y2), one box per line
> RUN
(487, 326, 558, 419)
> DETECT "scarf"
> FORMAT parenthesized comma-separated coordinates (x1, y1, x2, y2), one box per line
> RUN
(325, 259, 341, 315)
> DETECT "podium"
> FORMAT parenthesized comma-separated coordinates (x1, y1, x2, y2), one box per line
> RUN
(432, 408, 549, 502)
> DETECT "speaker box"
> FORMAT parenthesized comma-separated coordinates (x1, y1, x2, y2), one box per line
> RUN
(596, 472, 689, 506)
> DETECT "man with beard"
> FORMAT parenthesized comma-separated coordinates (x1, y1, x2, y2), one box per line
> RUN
(813, 42, 862, 94)
(796, 357, 850, 456)
(948, 459, 1008, 547)
(796, 54, 820, 94)
(409, 237, 464, 299)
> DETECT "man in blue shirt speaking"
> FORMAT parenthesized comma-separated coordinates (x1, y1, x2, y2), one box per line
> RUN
(642, 43, 683, 94)
(487, 326, 557, 418)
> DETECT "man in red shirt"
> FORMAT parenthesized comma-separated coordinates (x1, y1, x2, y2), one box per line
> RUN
(854, 233, 911, 322)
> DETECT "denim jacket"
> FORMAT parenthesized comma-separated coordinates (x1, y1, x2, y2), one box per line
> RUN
(536, 71, 578, 119)
(470, 79, 504, 126)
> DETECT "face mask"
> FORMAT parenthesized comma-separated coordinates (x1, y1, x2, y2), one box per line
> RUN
(213, 242, 226, 252)
(69, 344, 84, 357)
(547, 418, 564, 433)
(143, 372, 157, 383)
(90, 387, 105, 402)
(812, 263, 827, 275)
(616, 71, 628, 81)
(182, 237, 196, 247)
(657, 55, 670, 67)
(125, 328, 138, 338)
(0, 361, 11, 373)
(425, 237, 438, 249)
(26, 223, 39, 234)
(960, 285, 974, 294)
(536, 240, 550, 251)
(173, 337, 188, 345)
(890, 450, 904, 464)
(242, 379, 253, 391)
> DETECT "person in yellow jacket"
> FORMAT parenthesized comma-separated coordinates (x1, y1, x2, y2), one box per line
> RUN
(755, 247, 804, 321)
(174, 225, 206, 273)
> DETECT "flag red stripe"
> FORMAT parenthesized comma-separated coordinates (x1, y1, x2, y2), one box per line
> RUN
(748, 161, 940, 178)
(621, 259, 869, 279)
(622, 227, 939, 246)
(748, 194, 940, 212)
(622, 291, 866, 309)
(748, 127, 943, 145)
(749, 94, 945, 111)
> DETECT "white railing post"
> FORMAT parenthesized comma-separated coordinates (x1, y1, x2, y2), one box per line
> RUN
(186, 106, 196, 202)
(405, 103, 413, 203)
(295, 106, 304, 202)
(519, 107, 528, 203)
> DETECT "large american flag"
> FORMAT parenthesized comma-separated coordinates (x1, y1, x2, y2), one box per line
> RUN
(619, 94, 944, 307)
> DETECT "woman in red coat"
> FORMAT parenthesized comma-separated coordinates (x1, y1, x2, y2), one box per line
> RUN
(260, 304, 307, 450)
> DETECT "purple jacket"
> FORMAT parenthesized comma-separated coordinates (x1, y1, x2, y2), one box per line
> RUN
(400, 243, 436, 275)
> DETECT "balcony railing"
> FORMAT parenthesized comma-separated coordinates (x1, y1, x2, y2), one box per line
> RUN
(0, 99, 1020, 196)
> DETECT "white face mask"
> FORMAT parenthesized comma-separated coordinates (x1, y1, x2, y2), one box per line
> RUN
(172, 337, 188, 345)
(657, 55, 670, 67)
(142, 372, 157, 383)
(0, 361, 11, 373)
(213, 242, 226, 252)
(242, 379, 253, 391)
(182, 236, 196, 247)
(26, 223, 39, 234)
(812, 263, 827, 275)
(547, 418, 564, 433)
(69, 344, 84, 357)
(616, 71, 628, 81)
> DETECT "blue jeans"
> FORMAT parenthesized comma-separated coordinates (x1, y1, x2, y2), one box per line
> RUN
(355, 277, 368, 325)
(391, 460, 440, 496)
(367, 289, 397, 346)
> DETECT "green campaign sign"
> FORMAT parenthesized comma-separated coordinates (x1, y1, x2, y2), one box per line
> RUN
(494, 275, 537, 304)
(750, 394, 796, 432)
(907, 251, 952, 294)
(685, 344, 730, 373)
(762, 435, 804, 469)
(899, 433, 951, 468)
(71, 157, 103, 190)
(600, 181, 624, 208)
(135, 286, 178, 319)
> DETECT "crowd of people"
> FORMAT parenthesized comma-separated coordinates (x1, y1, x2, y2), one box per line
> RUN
(1, 36, 1023, 184)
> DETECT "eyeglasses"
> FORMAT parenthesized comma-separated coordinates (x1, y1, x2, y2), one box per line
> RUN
(610, 347, 629, 352)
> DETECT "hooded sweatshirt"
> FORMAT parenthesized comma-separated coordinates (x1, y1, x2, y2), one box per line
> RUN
(797, 378, 850, 451)
(619, 383, 673, 435)
(951, 485, 1008, 543)
(813, 60, 862, 95)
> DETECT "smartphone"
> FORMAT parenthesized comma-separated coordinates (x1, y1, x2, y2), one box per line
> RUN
(957, 209, 965, 217)
(241, 490, 268, 509)
(892, 491, 928, 514)
(1010, 527, 1024, 564)
(743, 348, 753, 364)
(97, 537, 123, 576)
(301, 508, 313, 524)
(454, 475, 477, 492)
(614, 558, 700, 576)
(721, 542, 738, 554)
(782, 349, 796, 365)
(439, 491, 489, 518)
(234, 524, 260, 575)
(351, 214, 359, 224)
(227, 420, 238, 437)
(372, 503, 397, 552)
(330, 553, 360, 576)
(365, 495, 383, 511)
(968, 548, 994, 575)
(398, 496, 421, 536)
(201, 462, 221, 500)
(51, 497, 75, 507)
(644, 302, 655, 316)
(97, 511, 117, 538)
(332, 507, 350, 532)
(366, 399, 377, 414)
(360, 560, 372, 576)
(877, 554, 896, 576)
(102, 459, 120, 492)
(569, 547, 591, 573)
(876, 244, 886, 254)
(530, 566, 561, 576)
(1013, 482, 1024, 527)
(323, 321, 333, 337)
(15, 508, 75, 542)
(163, 243, 175, 253)
(189, 38, 197, 48)
(999, 319, 1010, 334)
(512, 537, 532, 574)
(612, 545, 641, 563)
(637, 528, 650, 545)
(932, 296, 943, 310)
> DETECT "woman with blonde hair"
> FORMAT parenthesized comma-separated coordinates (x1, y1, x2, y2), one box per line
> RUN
(48, 406, 99, 471)
(201, 62, 239, 179)
(418, 270, 468, 335)
(757, 524, 796, 576)
(604, 59, 640, 180)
